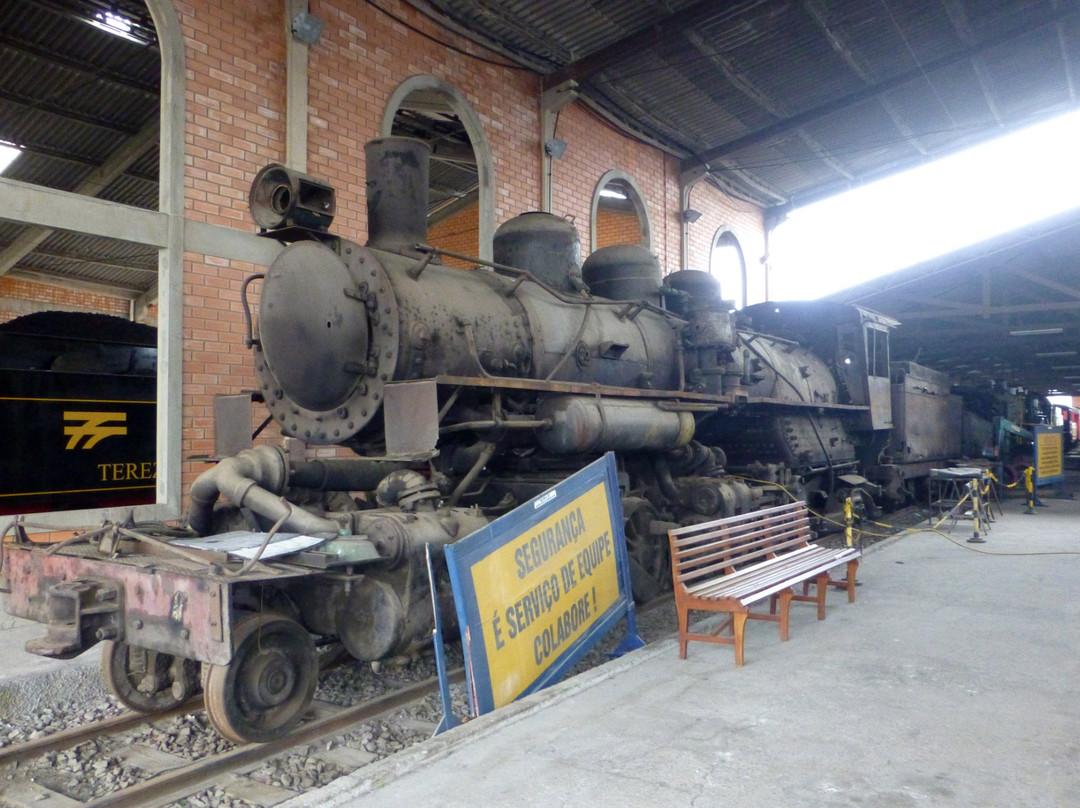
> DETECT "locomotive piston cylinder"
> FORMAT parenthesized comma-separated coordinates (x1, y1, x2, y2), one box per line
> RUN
(335, 508, 487, 661)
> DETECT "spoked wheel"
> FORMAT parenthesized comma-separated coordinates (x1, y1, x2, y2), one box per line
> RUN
(102, 640, 200, 713)
(204, 612, 317, 744)
(623, 497, 670, 602)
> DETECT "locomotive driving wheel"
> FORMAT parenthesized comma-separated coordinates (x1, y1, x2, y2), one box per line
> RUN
(622, 497, 670, 602)
(204, 612, 317, 744)
(102, 640, 200, 713)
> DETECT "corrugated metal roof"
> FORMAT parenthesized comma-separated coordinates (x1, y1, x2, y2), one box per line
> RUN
(4, 0, 1080, 329)
(0, 0, 159, 300)
(420, 0, 1080, 208)
(829, 206, 1080, 395)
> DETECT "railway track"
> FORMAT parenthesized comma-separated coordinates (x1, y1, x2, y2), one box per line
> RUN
(0, 595, 676, 807)
(0, 669, 465, 808)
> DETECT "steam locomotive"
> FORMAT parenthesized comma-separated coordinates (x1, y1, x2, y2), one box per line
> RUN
(4, 138, 938, 743)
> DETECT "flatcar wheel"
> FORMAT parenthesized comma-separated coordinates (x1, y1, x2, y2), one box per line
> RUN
(623, 497, 670, 602)
(204, 612, 317, 744)
(102, 640, 199, 713)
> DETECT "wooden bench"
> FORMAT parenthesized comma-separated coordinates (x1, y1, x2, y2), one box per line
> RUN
(668, 500, 860, 665)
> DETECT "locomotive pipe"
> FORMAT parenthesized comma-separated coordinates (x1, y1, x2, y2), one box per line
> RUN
(447, 441, 497, 507)
(287, 457, 412, 491)
(187, 446, 339, 537)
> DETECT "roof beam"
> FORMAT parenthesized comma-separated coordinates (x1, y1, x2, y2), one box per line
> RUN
(0, 88, 143, 136)
(0, 118, 160, 276)
(683, 27, 854, 181)
(15, 245, 157, 277)
(683, 4, 1080, 173)
(1059, 21, 1077, 103)
(896, 299, 1080, 319)
(0, 32, 159, 97)
(541, 0, 769, 91)
(8, 268, 141, 298)
(943, 0, 1004, 126)
(1007, 267, 1080, 300)
(802, 0, 930, 157)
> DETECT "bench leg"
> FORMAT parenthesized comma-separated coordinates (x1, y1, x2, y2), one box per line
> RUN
(677, 604, 689, 659)
(778, 589, 793, 642)
(815, 572, 829, 619)
(733, 612, 748, 666)
(846, 559, 859, 603)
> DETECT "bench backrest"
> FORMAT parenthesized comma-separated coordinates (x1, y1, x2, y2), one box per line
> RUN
(668, 500, 812, 590)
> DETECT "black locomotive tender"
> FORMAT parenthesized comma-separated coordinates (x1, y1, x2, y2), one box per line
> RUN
(4, 138, 960, 743)
(0, 312, 157, 516)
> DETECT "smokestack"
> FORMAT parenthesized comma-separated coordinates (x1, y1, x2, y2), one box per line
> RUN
(365, 137, 430, 253)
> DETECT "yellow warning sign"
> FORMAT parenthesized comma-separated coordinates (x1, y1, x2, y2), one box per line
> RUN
(1036, 428, 1064, 481)
(469, 482, 620, 708)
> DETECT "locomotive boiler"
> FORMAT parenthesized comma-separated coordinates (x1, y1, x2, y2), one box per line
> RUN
(3, 137, 899, 743)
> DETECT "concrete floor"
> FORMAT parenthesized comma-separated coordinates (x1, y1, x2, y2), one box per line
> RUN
(282, 491, 1080, 808)
(0, 595, 107, 716)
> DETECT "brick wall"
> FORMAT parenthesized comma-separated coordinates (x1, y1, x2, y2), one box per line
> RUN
(2, 0, 768, 513)
(549, 103, 686, 271)
(595, 207, 644, 250)
(685, 181, 769, 304)
(427, 201, 480, 268)
(0, 277, 132, 323)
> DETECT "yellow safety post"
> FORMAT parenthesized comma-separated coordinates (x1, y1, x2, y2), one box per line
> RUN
(967, 480, 985, 543)
(1024, 466, 1035, 514)
(980, 473, 996, 522)
(844, 497, 854, 548)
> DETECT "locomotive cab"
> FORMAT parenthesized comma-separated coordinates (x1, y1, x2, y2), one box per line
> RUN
(740, 301, 897, 432)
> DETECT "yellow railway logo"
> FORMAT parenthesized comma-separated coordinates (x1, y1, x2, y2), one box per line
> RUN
(63, 411, 128, 450)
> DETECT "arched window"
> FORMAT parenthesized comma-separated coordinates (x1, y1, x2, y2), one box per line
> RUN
(382, 76, 494, 265)
(591, 171, 651, 252)
(710, 229, 746, 310)
(0, 0, 184, 524)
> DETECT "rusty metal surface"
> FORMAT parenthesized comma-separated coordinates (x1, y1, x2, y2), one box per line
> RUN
(2, 543, 317, 666)
(384, 380, 440, 456)
(889, 362, 962, 464)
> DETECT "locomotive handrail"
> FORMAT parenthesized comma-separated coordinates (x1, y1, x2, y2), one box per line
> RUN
(439, 418, 552, 434)
(412, 243, 684, 322)
(240, 273, 265, 349)
(656, 401, 720, 413)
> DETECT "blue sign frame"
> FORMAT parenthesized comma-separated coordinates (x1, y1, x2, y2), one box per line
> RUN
(444, 453, 643, 716)
(1034, 424, 1065, 487)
